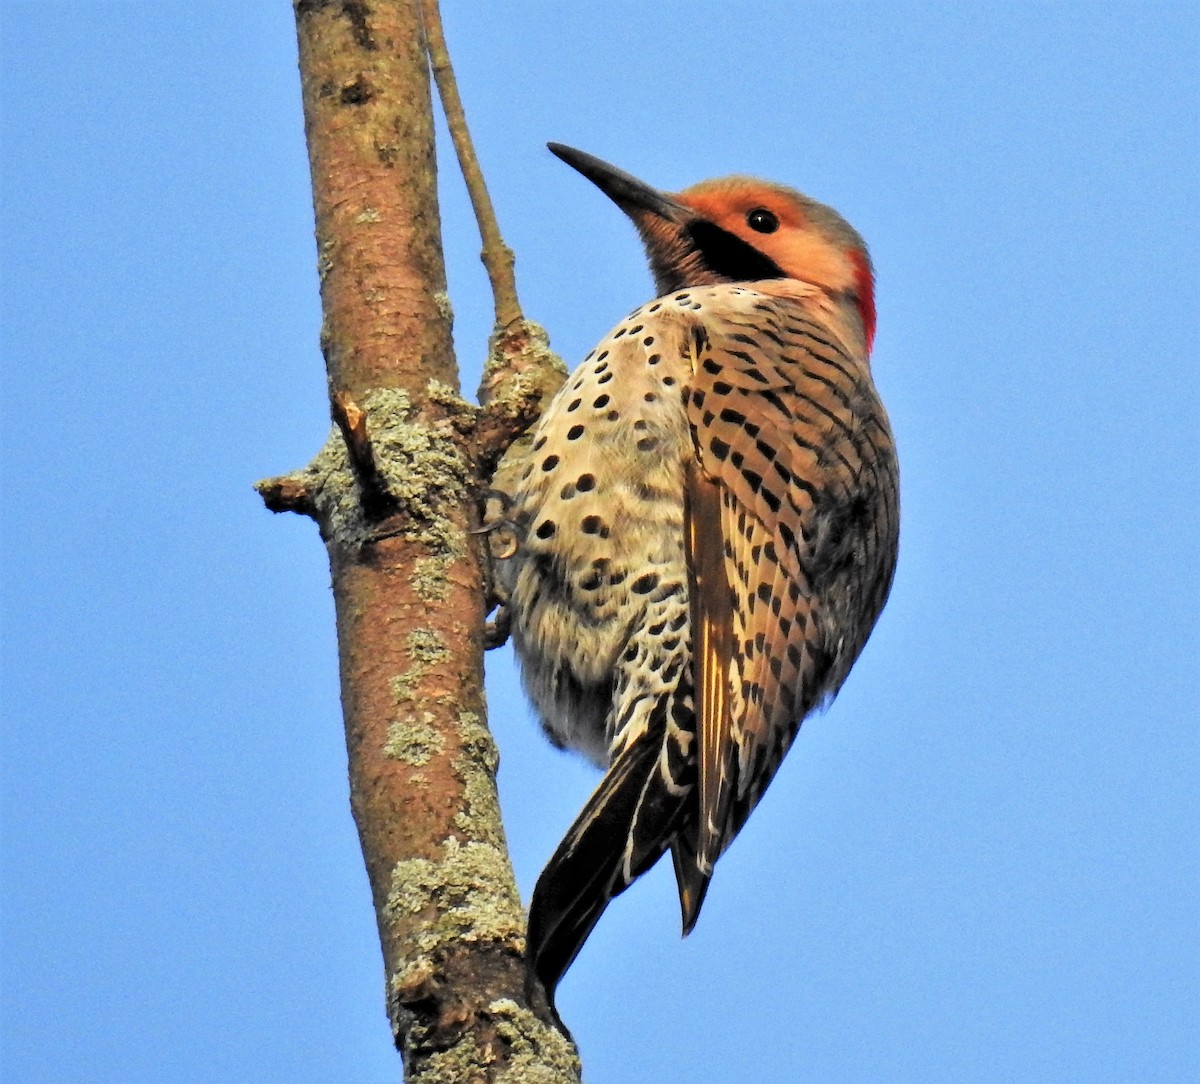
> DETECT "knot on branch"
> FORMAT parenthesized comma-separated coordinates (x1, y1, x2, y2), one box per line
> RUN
(470, 318, 569, 498)
(255, 386, 475, 552)
(478, 319, 567, 410)
(256, 355, 565, 563)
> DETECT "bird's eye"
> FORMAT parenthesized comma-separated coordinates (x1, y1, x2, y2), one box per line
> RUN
(746, 208, 779, 234)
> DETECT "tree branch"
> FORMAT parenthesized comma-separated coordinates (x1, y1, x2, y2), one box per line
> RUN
(420, 0, 520, 333)
(259, 3, 580, 1078)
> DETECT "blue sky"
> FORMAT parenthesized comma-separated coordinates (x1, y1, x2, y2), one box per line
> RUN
(2, 4, 1197, 1082)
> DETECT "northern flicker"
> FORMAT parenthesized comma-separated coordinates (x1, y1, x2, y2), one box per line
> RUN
(495, 144, 899, 1010)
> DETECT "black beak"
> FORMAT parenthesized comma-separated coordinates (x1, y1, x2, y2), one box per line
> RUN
(547, 143, 688, 224)
(547, 142, 784, 293)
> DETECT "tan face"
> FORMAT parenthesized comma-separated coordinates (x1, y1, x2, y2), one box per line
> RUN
(675, 180, 861, 296)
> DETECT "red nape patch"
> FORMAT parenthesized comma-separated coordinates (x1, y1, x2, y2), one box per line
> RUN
(848, 249, 876, 352)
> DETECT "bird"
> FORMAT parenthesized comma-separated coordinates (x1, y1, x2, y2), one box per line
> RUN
(494, 143, 900, 1013)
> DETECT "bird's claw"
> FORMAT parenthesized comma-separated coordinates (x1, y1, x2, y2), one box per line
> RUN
(472, 489, 521, 560)
(483, 603, 512, 650)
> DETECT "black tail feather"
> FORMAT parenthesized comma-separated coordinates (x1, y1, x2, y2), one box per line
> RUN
(670, 827, 713, 935)
(527, 736, 687, 1007)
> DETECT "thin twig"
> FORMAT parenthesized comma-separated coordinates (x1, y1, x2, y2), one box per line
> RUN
(421, 0, 523, 331)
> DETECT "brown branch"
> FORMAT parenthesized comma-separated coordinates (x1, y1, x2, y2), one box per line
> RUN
(331, 389, 396, 519)
(267, 2, 581, 1079)
(254, 473, 317, 518)
(421, 0, 522, 332)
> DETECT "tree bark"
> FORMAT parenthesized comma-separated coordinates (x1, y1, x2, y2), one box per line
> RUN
(258, 3, 579, 1079)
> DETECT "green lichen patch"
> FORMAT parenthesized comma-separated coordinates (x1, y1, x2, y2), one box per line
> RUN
(455, 710, 499, 774)
(425, 378, 480, 427)
(408, 627, 449, 665)
(391, 628, 449, 704)
(409, 1004, 581, 1084)
(412, 553, 454, 602)
(452, 711, 506, 850)
(386, 836, 524, 949)
(317, 239, 335, 282)
(426, 377, 462, 405)
(385, 711, 445, 766)
(487, 999, 582, 1082)
(412, 1033, 489, 1082)
(367, 387, 471, 519)
(432, 289, 454, 326)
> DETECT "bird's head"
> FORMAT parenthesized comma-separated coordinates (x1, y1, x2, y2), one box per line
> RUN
(548, 142, 875, 351)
